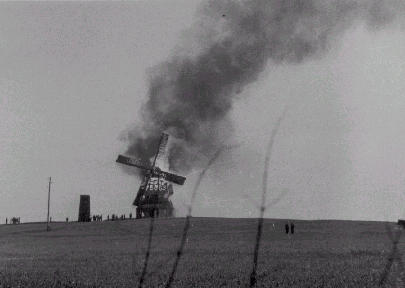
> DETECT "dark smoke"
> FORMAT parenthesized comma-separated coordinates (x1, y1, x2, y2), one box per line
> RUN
(120, 0, 404, 177)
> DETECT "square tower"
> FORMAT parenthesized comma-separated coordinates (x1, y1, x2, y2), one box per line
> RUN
(78, 195, 91, 222)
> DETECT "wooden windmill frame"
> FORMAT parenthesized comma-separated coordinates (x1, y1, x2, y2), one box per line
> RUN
(116, 133, 186, 218)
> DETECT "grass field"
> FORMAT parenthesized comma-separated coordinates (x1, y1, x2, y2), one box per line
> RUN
(0, 217, 404, 287)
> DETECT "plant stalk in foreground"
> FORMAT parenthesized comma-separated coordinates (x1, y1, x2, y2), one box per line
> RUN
(137, 215, 156, 288)
(249, 109, 287, 288)
(165, 148, 223, 288)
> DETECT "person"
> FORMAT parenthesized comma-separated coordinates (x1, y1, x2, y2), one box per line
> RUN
(129, 212, 132, 220)
(66, 217, 68, 222)
(6, 218, 7, 225)
(285, 222, 289, 234)
(107, 215, 109, 221)
(291, 222, 295, 234)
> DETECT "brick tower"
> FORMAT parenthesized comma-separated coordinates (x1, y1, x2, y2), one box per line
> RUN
(78, 195, 91, 222)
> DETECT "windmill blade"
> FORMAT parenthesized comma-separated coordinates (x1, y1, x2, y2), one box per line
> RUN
(116, 155, 151, 170)
(161, 171, 186, 185)
(154, 133, 169, 167)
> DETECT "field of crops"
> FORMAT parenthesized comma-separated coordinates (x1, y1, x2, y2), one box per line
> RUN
(0, 217, 404, 287)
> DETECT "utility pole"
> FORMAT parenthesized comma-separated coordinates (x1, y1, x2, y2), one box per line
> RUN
(47, 177, 51, 231)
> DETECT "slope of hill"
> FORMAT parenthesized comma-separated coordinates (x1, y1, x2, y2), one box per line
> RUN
(0, 218, 403, 287)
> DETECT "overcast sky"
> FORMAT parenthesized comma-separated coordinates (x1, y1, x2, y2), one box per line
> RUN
(1, 1, 405, 223)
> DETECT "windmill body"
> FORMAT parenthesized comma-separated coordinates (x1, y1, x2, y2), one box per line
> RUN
(116, 133, 186, 219)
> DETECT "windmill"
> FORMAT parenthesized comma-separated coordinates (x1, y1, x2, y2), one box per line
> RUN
(116, 133, 186, 219)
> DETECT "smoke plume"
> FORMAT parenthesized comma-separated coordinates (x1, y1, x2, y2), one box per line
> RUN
(120, 0, 404, 177)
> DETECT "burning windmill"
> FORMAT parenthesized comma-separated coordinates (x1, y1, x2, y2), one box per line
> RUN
(116, 133, 186, 219)
(118, 0, 404, 220)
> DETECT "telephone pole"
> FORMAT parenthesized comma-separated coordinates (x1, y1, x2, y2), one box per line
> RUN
(47, 177, 51, 231)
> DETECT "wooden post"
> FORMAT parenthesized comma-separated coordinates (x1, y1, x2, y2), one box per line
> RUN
(47, 177, 51, 231)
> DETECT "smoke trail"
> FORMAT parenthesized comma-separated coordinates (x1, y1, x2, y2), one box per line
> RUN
(120, 0, 404, 176)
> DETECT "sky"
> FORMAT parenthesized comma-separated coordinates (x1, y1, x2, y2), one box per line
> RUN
(1, 0, 405, 223)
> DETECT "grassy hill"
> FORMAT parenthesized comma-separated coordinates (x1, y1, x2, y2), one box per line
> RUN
(0, 217, 403, 287)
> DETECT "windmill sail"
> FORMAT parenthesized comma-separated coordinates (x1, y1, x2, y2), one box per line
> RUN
(156, 133, 169, 162)
(116, 155, 151, 170)
(160, 171, 186, 185)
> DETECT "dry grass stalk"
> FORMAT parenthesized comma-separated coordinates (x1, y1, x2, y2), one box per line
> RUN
(165, 148, 222, 288)
(137, 215, 156, 287)
(249, 108, 288, 287)
(379, 223, 404, 286)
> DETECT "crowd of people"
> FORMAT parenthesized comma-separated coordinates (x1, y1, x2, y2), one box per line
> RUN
(68, 213, 135, 222)
(106, 213, 133, 221)
(5, 217, 20, 225)
(92, 215, 102, 221)
(4, 216, 297, 234)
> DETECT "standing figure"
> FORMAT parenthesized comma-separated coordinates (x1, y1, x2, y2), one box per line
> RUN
(6, 218, 7, 225)
(129, 212, 132, 220)
(285, 222, 289, 234)
(107, 215, 109, 221)
(66, 217, 69, 222)
(291, 222, 294, 234)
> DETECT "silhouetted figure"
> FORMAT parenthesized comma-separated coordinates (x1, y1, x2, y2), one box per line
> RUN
(66, 217, 68, 222)
(285, 222, 289, 234)
(291, 222, 295, 234)
(107, 215, 109, 221)
(6, 218, 7, 225)
(112, 214, 115, 221)
(129, 212, 132, 220)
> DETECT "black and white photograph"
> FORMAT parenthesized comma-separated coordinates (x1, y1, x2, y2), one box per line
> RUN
(1, 0, 405, 286)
